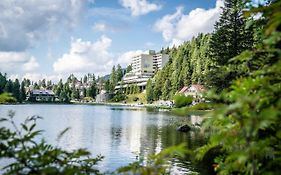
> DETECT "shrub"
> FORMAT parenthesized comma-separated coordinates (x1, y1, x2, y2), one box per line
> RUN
(173, 94, 193, 108)
(0, 111, 103, 175)
(190, 102, 215, 110)
(118, 144, 187, 175)
(83, 96, 94, 102)
(111, 93, 127, 102)
(133, 97, 139, 101)
(0, 93, 16, 104)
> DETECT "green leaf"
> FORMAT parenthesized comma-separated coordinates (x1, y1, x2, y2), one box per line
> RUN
(56, 127, 71, 141)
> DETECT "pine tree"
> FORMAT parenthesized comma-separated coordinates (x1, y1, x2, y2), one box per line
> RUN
(19, 81, 26, 102)
(126, 65, 132, 73)
(162, 79, 171, 100)
(116, 64, 123, 82)
(83, 75, 88, 84)
(146, 79, 154, 103)
(71, 88, 80, 99)
(82, 87, 86, 98)
(110, 66, 117, 92)
(88, 84, 97, 98)
(33, 83, 40, 90)
(0, 73, 7, 93)
(209, 0, 254, 65)
(12, 79, 20, 101)
(207, 0, 254, 90)
(47, 80, 52, 90)
(41, 79, 46, 88)
(55, 79, 63, 97)
(4, 80, 13, 93)
(104, 79, 111, 93)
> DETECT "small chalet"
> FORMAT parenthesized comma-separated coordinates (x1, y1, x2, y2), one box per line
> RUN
(178, 84, 206, 97)
(27, 90, 55, 102)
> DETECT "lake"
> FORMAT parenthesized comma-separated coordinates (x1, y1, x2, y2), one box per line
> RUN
(0, 104, 205, 174)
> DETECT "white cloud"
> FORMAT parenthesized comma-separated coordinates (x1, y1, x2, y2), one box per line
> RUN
(154, 0, 223, 46)
(92, 22, 120, 33)
(53, 35, 113, 76)
(0, 51, 39, 74)
(22, 73, 63, 82)
(0, 0, 88, 52)
(23, 57, 40, 72)
(145, 42, 155, 47)
(92, 23, 108, 32)
(120, 0, 161, 16)
(8, 72, 64, 82)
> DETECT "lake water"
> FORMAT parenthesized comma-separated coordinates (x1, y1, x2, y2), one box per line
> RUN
(0, 104, 205, 174)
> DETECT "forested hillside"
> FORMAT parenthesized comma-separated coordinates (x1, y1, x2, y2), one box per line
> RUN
(146, 34, 212, 101)
(147, 0, 258, 101)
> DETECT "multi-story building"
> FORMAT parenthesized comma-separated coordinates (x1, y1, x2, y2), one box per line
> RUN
(132, 50, 155, 76)
(153, 53, 169, 71)
(115, 50, 169, 91)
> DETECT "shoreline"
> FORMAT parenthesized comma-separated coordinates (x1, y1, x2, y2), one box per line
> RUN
(0, 102, 211, 116)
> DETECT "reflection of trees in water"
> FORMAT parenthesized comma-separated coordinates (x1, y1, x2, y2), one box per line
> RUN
(108, 108, 206, 173)
(136, 115, 206, 173)
(111, 127, 122, 146)
(110, 110, 123, 148)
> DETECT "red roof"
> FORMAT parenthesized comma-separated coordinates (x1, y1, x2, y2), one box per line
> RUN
(179, 86, 189, 93)
(189, 84, 206, 92)
(178, 84, 206, 94)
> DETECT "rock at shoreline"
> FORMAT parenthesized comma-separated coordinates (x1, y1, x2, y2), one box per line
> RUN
(177, 124, 191, 132)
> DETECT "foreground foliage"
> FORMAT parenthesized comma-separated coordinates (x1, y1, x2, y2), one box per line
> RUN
(173, 94, 193, 108)
(118, 144, 188, 175)
(196, 1, 281, 174)
(0, 111, 103, 175)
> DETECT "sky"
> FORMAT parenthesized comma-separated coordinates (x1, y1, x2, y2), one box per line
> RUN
(0, 0, 223, 82)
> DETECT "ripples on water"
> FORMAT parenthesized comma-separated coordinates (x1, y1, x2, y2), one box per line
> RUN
(0, 104, 206, 174)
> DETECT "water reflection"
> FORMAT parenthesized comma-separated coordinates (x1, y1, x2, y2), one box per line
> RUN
(0, 104, 205, 173)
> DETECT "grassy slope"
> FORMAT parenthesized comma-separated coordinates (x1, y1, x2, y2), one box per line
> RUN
(126, 93, 147, 104)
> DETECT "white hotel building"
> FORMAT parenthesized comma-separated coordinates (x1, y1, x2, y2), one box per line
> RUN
(115, 50, 169, 91)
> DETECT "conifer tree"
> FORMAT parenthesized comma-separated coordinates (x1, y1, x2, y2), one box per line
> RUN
(116, 64, 123, 82)
(162, 79, 171, 100)
(0, 73, 7, 93)
(209, 0, 254, 66)
(13, 79, 20, 101)
(146, 79, 154, 103)
(4, 80, 13, 93)
(110, 66, 117, 92)
(20, 81, 26, 102)
(207, 0, 254, 90)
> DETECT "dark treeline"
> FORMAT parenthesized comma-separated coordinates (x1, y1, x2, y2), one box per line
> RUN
(0, 73, 26, 102)
(52, 74, 99, 103)
(0, 73, 104, 103)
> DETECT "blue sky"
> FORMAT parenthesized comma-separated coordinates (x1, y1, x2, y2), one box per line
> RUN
(0, 0, 222, 81)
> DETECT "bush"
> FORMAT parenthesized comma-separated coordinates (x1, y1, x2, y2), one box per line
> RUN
(132, 97, 139, 101)
(173, 94, 193, 108)
(190, 102, 215, 110)
(0, 93, 16, 104)
(0, 111, 103, 175)
(118, 144, 187, 175)
(83, 96, 94, 102)
(111, 93, 127, 102)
